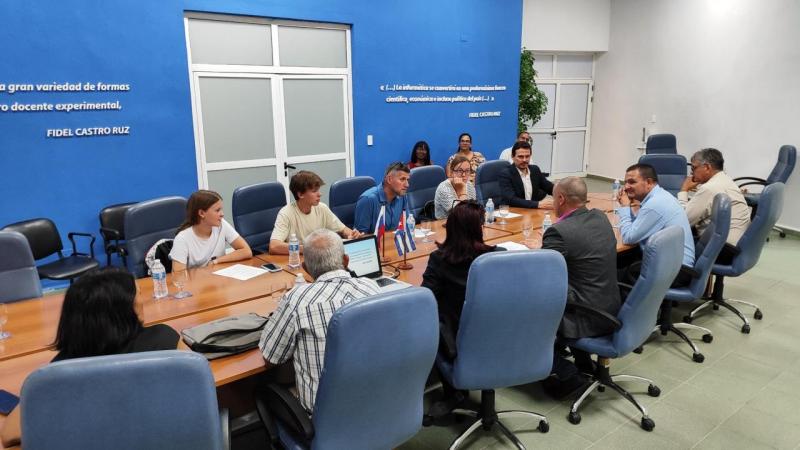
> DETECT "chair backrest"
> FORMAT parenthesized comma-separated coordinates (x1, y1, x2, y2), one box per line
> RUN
(232, 181, 287, 254)
(681, 194, 731, 298)
(1, 218, 62, 260)
(407, 165, 446, 217)
(725, 182, 785, 275)
(328, 176, 376, 228)
(766, 144, 796, 184)
(98, 202, 137, 242)
(645, 134, 677, 154)
(453, 250, 567, 390)
(124, 196, 187, 278)
(638, 154, 688, 196)
(0, 230, 42, 303)
(21, 351, 223, 450)
(312, 287, 438, 450)
(475, 160, 510, 205)
(614, 226, 683, 354)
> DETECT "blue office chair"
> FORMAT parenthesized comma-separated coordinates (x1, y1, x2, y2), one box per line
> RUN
(475, 160, 510, 205)
(685, 183, 785, 333)
(656, 194, 731, 363)
(21, 351, 229, 450)
(638, 154, 688, 196)
(566, 226, 683, 431)
(257, 287, 438, 450)
(436, 250, 567, 449)
(232, 181, 287, 254)
(0, 230, 42, 303)
(329, 176, 376, 228)
(735, 145, 795, 238)
(1, 218, 99, 283)
(407, 165, 446, 219)
(124, 196, 186, 278)
(645, 134, 677, 154)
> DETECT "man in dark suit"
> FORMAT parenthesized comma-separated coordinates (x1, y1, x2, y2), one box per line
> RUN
(497, 141, 554, 209)
(541, 177, 622, 397)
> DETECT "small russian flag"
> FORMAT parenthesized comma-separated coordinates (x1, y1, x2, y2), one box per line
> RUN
(374, 205, 386, 254)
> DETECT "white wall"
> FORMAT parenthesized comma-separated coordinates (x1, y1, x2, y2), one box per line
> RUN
(522, 0, 610, 52)
(590, 0, 800, 229)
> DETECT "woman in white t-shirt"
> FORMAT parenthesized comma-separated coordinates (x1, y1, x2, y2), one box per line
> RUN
(169, 190, 252, 271)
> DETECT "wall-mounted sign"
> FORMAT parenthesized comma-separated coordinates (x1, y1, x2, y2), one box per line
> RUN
(379, 83, 507, 119)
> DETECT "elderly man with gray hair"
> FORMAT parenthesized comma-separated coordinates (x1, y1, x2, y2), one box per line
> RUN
(258, 228, 380, 412)
(541, 177, 622, 398)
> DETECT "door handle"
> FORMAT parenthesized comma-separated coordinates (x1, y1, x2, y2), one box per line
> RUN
(284, 162, 296, 170)
(550, 131, 557, 139)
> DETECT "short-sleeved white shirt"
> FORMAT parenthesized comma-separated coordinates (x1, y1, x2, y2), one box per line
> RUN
(270, 202, 345, 243)
(169, 218, 240, 268)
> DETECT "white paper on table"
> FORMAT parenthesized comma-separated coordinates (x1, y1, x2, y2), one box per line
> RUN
(498, 211, 522, 219)
(414, 229, 435, 238)
(495, 241, 529, 251)
(213, 264, 269, 281)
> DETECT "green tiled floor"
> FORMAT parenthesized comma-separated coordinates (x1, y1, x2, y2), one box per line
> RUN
(400, 180, 800, 449)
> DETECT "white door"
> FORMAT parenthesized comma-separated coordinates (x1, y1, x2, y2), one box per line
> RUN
(527, 54, 594, 177)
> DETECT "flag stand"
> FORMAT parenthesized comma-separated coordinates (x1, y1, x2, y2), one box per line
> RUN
(397, 252, 413, 270)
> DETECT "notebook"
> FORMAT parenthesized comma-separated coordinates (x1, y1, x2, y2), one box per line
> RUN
(343, 235, 411, 292)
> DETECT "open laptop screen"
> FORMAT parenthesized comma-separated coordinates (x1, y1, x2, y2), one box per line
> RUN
(342, 235, 383, 278)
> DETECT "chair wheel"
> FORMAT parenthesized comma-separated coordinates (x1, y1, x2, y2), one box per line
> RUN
(780, 232, 786, 238)
(641, 417, 655, 431)
(648, 384, 661, 397)
(568, 411, 581, 425)
(741, 324, 751, 334)
(702, 334, 713, 343)
(633, 346, 643, 354)
(693, 353, 705, 363)
(712, 304, 719, 310)
(597, 385, 606, 392)
(683, 315, 693, 323)
(538, 420, 549, 433)
(754, 310, 763, 320)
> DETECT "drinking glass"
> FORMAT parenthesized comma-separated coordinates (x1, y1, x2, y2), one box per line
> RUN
(419, 219, 433, 243)
(498, 204, 510, 224)
(172, 270, 192, 299)
(0, 303, 10, 340)
(522, 223, 532, 244)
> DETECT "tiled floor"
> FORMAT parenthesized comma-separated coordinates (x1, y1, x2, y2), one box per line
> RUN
(400, 178, 800, 449)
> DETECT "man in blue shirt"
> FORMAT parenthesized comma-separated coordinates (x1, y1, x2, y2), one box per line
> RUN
(353, 161, 411, 233)
(616, 163, 695, 283)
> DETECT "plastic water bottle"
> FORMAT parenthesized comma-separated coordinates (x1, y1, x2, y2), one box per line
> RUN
(151, 260, 168, 299)
(294, 273, 306, 286)
(542, 213, 552, 233)
(485, 198, 495, 223)
(407, 214, 416, 240)
(612, 179, 621, 210)
(288, 233, 301, 269)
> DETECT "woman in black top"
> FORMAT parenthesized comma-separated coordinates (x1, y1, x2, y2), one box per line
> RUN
(2, 267, 178, 446)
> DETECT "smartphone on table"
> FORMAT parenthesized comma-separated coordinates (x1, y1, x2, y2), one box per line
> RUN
(261, 262, 282, 273)
(0, 389, 20, 415)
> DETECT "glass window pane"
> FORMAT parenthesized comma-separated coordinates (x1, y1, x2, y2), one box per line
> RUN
(531, 133, 553, 174)
(284, 79, 346, 157)
(278, 26, 347, 68)
(553, 131, 586, 174)
(558, 84, 589, 128)
(530, 83, 556, 129)
(188, 19, 272, 66)
(532, 54, 554, 78)
(290, 159, 347, 204)
(556, 54, 593, 78)
(199, 77, 275, 163)
(207, 166, 279, 222)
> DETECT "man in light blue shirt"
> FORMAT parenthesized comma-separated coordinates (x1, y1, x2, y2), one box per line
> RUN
(616, 163, 695, 268)
(353, 161, 411, 233)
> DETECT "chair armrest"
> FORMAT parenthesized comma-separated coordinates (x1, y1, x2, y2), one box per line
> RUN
(564, 302, 622, 331)
(723, 243, 741, 256)
(618, 282, 634, 298)
(256, 383, 313, 447)
(219, 408, 230, 450)
(99, 226, 122, 241)
(737, 181, 767, 189)
(67, 232, 96, 258)
(679, 264, 701, 279)
(733, 176, 767, 183)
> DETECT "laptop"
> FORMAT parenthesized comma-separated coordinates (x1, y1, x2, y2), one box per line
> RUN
(343, 235, 411, 292)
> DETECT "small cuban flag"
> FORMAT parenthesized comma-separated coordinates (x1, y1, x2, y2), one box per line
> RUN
(394, 210, 417, 256)
(374, 204, 386, 254)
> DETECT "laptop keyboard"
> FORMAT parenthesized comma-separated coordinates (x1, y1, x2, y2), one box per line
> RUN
(376, 278, 397, 287)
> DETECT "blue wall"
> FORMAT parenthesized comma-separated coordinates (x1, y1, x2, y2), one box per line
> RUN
(0, 0, 522, 285)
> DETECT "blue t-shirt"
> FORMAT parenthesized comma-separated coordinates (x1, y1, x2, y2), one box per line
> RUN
(616, 184, 695, 266)
(353, 185, 409, 233)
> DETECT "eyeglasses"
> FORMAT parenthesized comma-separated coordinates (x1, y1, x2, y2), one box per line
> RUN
(452, 169, 474, 175)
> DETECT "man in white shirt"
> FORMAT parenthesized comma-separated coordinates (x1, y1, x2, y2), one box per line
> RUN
(678, 148, 751, 247)
(269, 171, 362, 255)
(498, 130, 531, 162)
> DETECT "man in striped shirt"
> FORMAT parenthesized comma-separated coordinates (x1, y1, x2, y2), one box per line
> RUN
(258, 228, 380, 412)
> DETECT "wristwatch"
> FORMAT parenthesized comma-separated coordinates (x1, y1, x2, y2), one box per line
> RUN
(210, 256, 218, 265)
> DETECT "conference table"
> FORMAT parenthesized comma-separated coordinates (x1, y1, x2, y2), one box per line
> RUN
(0, 195, 629, 449)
